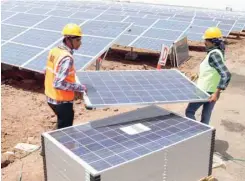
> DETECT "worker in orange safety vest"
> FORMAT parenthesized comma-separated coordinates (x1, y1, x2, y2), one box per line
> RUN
(44, 23, 87, 129)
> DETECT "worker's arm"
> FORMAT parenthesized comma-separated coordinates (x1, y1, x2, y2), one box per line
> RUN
(208, 52, 231, 102)
(209, 52, 231, 90)
(53, 57, 86, 92)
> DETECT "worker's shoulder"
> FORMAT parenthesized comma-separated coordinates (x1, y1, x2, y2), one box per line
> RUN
(209, 48, 224, 57)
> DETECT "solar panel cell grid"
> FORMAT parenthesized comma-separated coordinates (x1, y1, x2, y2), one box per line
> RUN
(26, 8, 52, 15)
(75, 36, 113, 57)
(114, 34, 137, 46)
(124, 25, 146, 36)
(3, 13, 48, 27)
(35, 16, 85, 31)
(123, 17, 157, 27)
(153, 20, 190, 31)
(49, 111, 211, 172)
(131, 37, 173, 51)
(1, 11, 16, 20)
(12, 28, 61, 48)
(78, 70, 209, 108)
(1, 43, 43, 66)
(81, 20, 130, 38)
(1, 24, 27, 41)
(143, 28, 182, 40)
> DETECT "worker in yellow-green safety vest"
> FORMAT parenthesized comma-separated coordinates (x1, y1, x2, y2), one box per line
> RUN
(44, 23, 87, 129)
(185, 27, 231, 125)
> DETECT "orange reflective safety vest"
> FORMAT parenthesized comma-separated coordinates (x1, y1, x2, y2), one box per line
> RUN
(44, 47, 75, 101)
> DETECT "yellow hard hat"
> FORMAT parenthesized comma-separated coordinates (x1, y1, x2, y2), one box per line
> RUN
(62, 23, 82, 37)
(202, 27, 222, 39)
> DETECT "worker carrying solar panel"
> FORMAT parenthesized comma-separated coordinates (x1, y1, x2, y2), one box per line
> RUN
(185, 27, 231, 125)
(44, 24, 87, 129)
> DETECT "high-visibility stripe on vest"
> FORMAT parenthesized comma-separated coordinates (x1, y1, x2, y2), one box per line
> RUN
(197, 49, 225, 93)
(44, 47, 75, 101)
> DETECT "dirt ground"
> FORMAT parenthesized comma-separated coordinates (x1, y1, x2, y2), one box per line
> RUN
(1, 36, 245, 181)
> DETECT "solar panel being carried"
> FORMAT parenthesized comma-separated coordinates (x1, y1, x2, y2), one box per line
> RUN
(76, 69, 209, 108)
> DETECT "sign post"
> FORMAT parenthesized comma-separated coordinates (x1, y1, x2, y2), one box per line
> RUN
(157, 44, 169, 69)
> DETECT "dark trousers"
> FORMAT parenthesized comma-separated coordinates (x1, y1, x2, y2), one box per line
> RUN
(185, 92, 215, 125)
(48, 103, 74, 129)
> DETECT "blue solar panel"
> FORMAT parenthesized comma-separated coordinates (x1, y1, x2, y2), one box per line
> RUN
(8, 5, 30, 13)
(231, 23, 244, 32)
(1, 43, 43, 66)
(123, 17, 157, 27)
(48, 105, 211, 172)
(26, 8, 52, 15)
(144, 14, 169, 19)
(95, 14, 126, 22)
(124, 25, 146, 36)
(143, 28, 182, 40)
(12, 29, 61, 48)
(22, 51, 93, 73)
(1, 24, 27, 41)
(46, 9, 73, 17)
(215, 18, 236, 25)
(131, 37, 173, 51)
(185, 32, 203, 41)
(188, 25, 208, 34)
(218, 24, 232, 36)
(153, 20, 190, 31)
(195, 16, 214, 21)
(2, 13, 48, 27)
(103, 10, 125, 16)
(76, 36, 113, 57)
(1, 11, 15, 20)
(192, 19, 218, 27)
(1, 4, 15, 11)
(115, 34, 137, 46)
(221, 30, 230, 37)
(169, 17, 192, 22)
(22, 51, 48, 73)
(77, 69, 209, 108)
(73, 54, 95, 71)
(81, 20, 130, 38)
(70, 11, 101, 19)
(218, 23, 233, 31)
(35, 16, 85, 31)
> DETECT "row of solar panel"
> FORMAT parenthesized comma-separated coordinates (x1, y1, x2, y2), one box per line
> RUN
(2, 10, 244, 49)
(2, 4, 245, 26)
(1, 17, 131, 73)
(2, 4, 245, 41)
(1, 1, 245, 75)
(2, 0, 245, 19)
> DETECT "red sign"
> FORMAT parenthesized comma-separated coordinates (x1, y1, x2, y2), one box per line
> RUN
(157, 44, 169, 69)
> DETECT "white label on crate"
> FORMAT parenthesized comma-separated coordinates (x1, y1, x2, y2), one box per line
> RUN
(120, 123, 151, 135)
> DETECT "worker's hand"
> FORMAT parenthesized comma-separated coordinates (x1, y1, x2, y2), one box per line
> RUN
(190, 73, 198, 82)
(82, 84, 87, 93)
(208, 92, 220, 102)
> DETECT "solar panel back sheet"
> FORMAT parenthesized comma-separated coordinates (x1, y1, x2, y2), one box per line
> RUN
(77, 69, 209, 108)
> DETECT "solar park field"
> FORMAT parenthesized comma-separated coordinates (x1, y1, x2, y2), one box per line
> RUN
(1, 1, 245, 181)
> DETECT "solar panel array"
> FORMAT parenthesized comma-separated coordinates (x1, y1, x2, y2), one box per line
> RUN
(77, 69, 209, 108)
(2, 0, 245, 54)
(48, 105, 212, 172)
(1, 2, 131, 73)
(1, 1, 245, 73)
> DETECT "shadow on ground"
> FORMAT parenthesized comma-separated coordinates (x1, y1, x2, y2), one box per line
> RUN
(215, 139, 233, 161)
